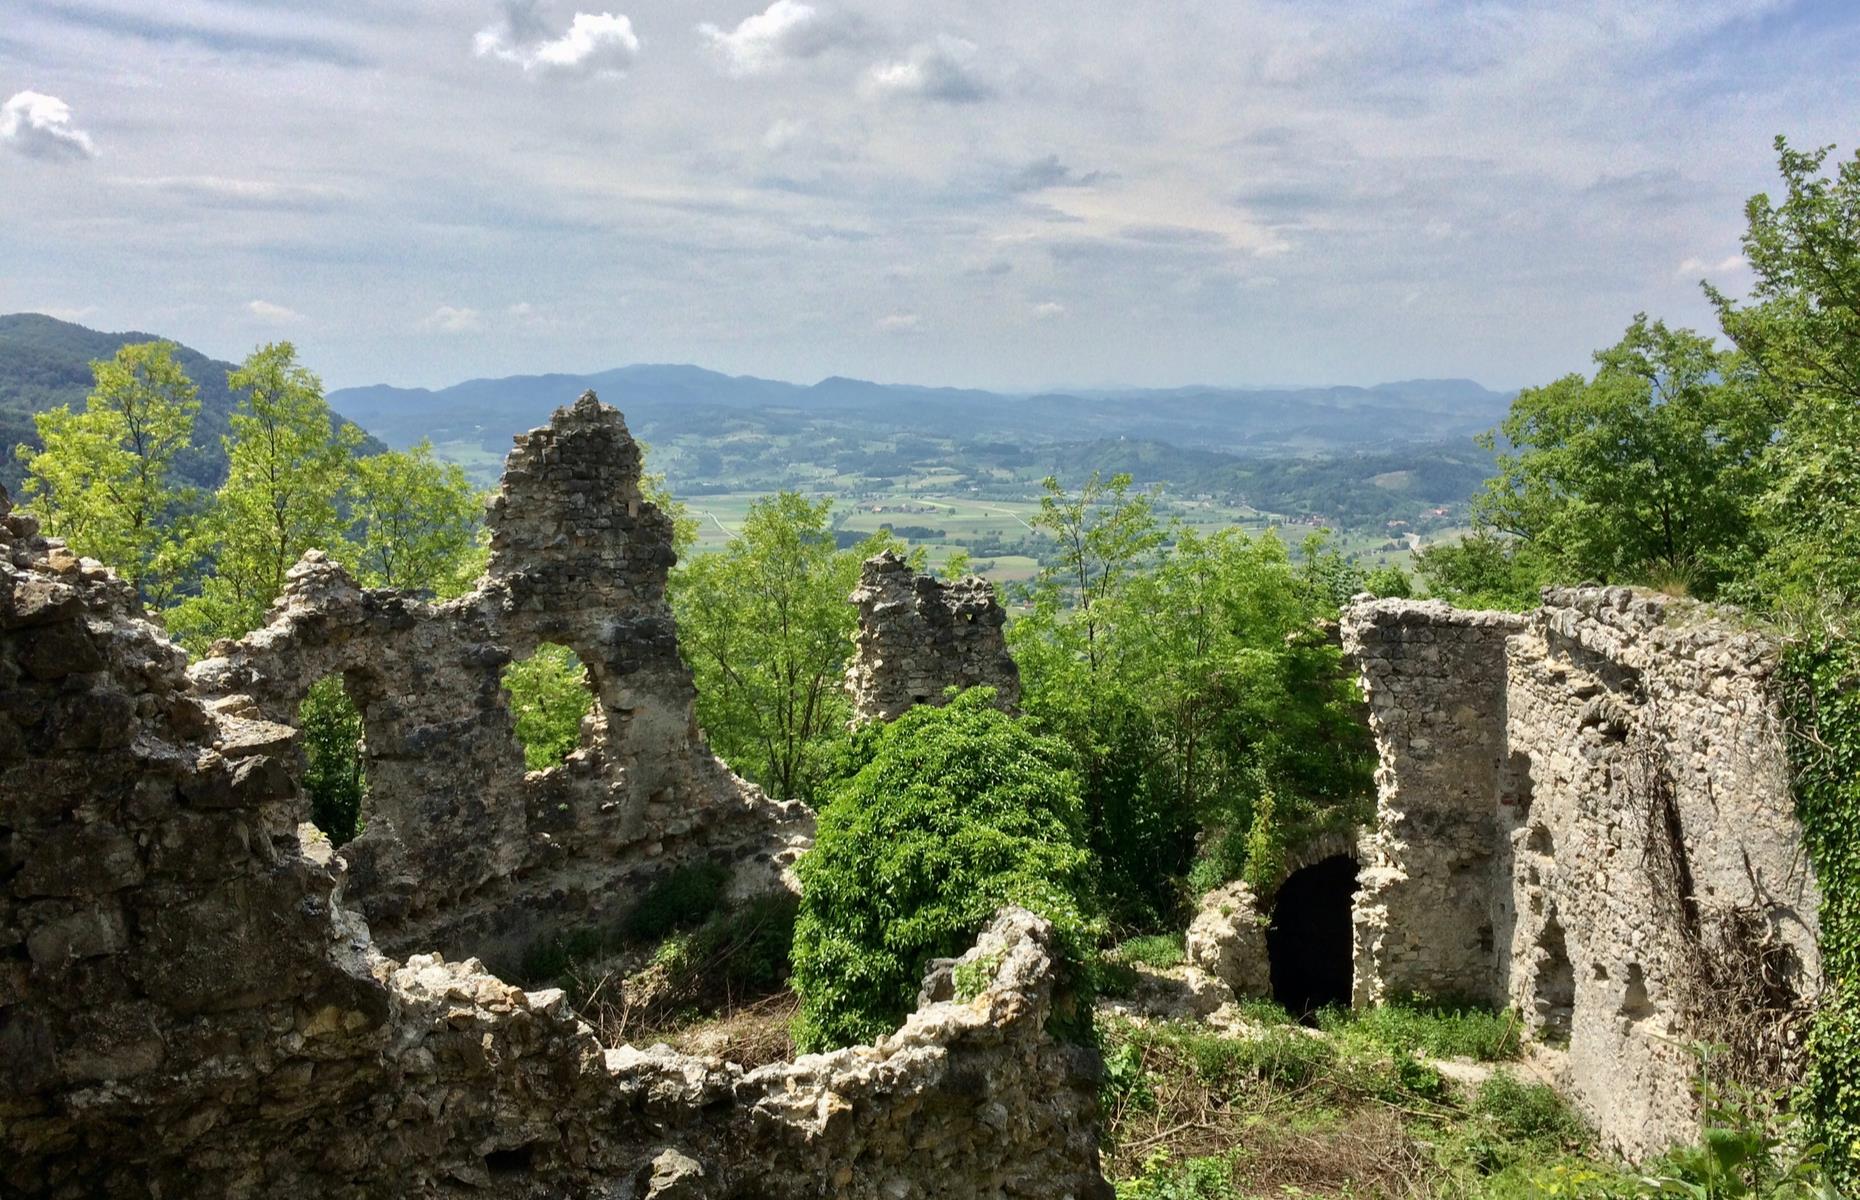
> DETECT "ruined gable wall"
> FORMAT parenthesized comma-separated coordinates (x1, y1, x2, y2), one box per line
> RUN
(1, 484, 1110, 1199)
(846, 549, 1020, 724)
(1343, 589, 1817, 1159)
(1498, 587, 1814, 1159)
(187, 393, 811, 970)
(1343, 600, 1525, 1008)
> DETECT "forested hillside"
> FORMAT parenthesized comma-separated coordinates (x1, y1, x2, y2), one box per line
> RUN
(0, 313, 381, 491)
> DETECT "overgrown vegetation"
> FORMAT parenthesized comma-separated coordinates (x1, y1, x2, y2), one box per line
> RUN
(789, 688, 1103, 1051)
(671, 492, 896, 803)
(1318, 996, 1525, 1064)
(1099, 1014, 1612, 1198)
(1010, 472, 1375, 929)
(1785, 638, 1860, 1180)
(1414, 134, 1860, 1192)
(501, 643, 594, 772)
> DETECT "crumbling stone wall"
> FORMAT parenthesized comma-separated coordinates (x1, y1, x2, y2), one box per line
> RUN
(1, 477, 1111, 1198)
(1343, 589, 1818, 1159)
(1344, 601, 1526, 1007)
(188, 392, 811, 969)
(846, 549, 1019, 724)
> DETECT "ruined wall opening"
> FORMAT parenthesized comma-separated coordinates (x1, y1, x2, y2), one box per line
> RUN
(300, 674, 368, 845)
(1267, 854, 1360, 1018)
(501, 642, 598, 770)
(1531, 915, 1576, 1044)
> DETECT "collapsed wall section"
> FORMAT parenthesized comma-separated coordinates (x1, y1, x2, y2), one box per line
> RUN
(1342, 588, 1818, 1159)
(846, 549, 1019, 724)
(0, 480, 1111, 1198)
(187, 392, 810, 969)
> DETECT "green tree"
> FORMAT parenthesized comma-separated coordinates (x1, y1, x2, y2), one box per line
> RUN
(16, 340, 199, 605)
(1414, 531, 1552, 611)
(1013, 482, 1371, 924)
(1473, 316, 1768, 598)
(1362, 563, 1414, 599)
(502, 643, 593, 771)
(168, 342, 362, 650)
(790, 689, 1102, 1051)
(1710, 138, 1860, 618)
(350, 442, 484, 596)
(672, 492, 884, 802)
(300, 676, 367, 844)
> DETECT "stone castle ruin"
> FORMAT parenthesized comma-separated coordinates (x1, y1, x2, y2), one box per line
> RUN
(1, 393, 1110, 1199)
(186, 391, 812, 968)
(0, 386, 1828, 1191)
(845, 548, 1019, 725)
(1191, 590, 1819, 1158)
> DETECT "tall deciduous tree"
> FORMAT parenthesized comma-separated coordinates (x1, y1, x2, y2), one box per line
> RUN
(1711, 138, 1860, 618)
(1472, 316, 1768, 598)
(168, 342, 361, 650)
(672, 492, 884, 802)
(350, 441, 485, 596)
(17, 340, 199, 605)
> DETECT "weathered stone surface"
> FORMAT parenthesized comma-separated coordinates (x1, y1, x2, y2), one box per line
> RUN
(846, 549, 1020, 724)
(1342, 588, 1819, 1160)
(187, 392, 812, 968)
(1185, 880, 1272, 1006)
(0, 398, 1111, 1198)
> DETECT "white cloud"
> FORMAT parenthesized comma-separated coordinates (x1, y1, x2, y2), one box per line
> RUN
(1030, 301, 1065, 319)
(875, 312, 921, 333)
(475, 2, 640, 77)
(1675, 254, 1747, 277)
(1, 91, 97, 161)
(699, 1, 863, 76)
(864, 36, 989, 103)
(247, 299, 305, 323)
(418, 305, 485, 333)
(127, 176, 343, 211)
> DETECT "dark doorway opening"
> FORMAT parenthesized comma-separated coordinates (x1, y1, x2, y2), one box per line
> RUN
(1267, 854, 1360, 1019)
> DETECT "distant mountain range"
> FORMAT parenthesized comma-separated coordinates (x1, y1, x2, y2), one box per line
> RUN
(0, 315, 1512, 529)
(0, 314, 381, 493)
(329, 364, 1513, 462)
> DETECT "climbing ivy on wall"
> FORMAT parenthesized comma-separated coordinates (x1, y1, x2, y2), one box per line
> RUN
(1783, 637, 1860, 1183)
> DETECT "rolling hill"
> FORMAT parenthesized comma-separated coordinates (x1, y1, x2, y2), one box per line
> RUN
(0, 313, 382, 494)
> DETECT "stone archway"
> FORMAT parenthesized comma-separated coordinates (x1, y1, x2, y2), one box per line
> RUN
(1267, 854, 1360, 1017)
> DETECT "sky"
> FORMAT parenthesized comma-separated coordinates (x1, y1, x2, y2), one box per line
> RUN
(3, 1, 1858, 393)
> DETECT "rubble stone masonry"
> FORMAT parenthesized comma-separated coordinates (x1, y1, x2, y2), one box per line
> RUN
(1343, 588, 1818, 1159)
(0, 395, 1112, 1199)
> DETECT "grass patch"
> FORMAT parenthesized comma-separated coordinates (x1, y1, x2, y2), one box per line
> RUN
(1319, 995, 1524, 1061)
(1098, 1012, 1629, 1199)
(1111, 933, 1187, 971)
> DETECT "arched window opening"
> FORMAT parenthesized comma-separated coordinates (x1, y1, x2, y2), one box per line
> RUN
(502, 642, 598, 771)
(1267, 854, 1360, 1019)
(301, 675, 367, 846)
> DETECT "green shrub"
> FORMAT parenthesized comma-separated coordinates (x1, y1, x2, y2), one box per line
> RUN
(300, 675, 366, 845)
(1474, 1073, 1589, 1145)
(790, 689, 1104, 1050)
(649, 892, 798, 1002)
(624, 861, 731, 942)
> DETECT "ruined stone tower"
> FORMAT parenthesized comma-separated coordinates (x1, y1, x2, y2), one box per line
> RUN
(845, 548, 1019, 724)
